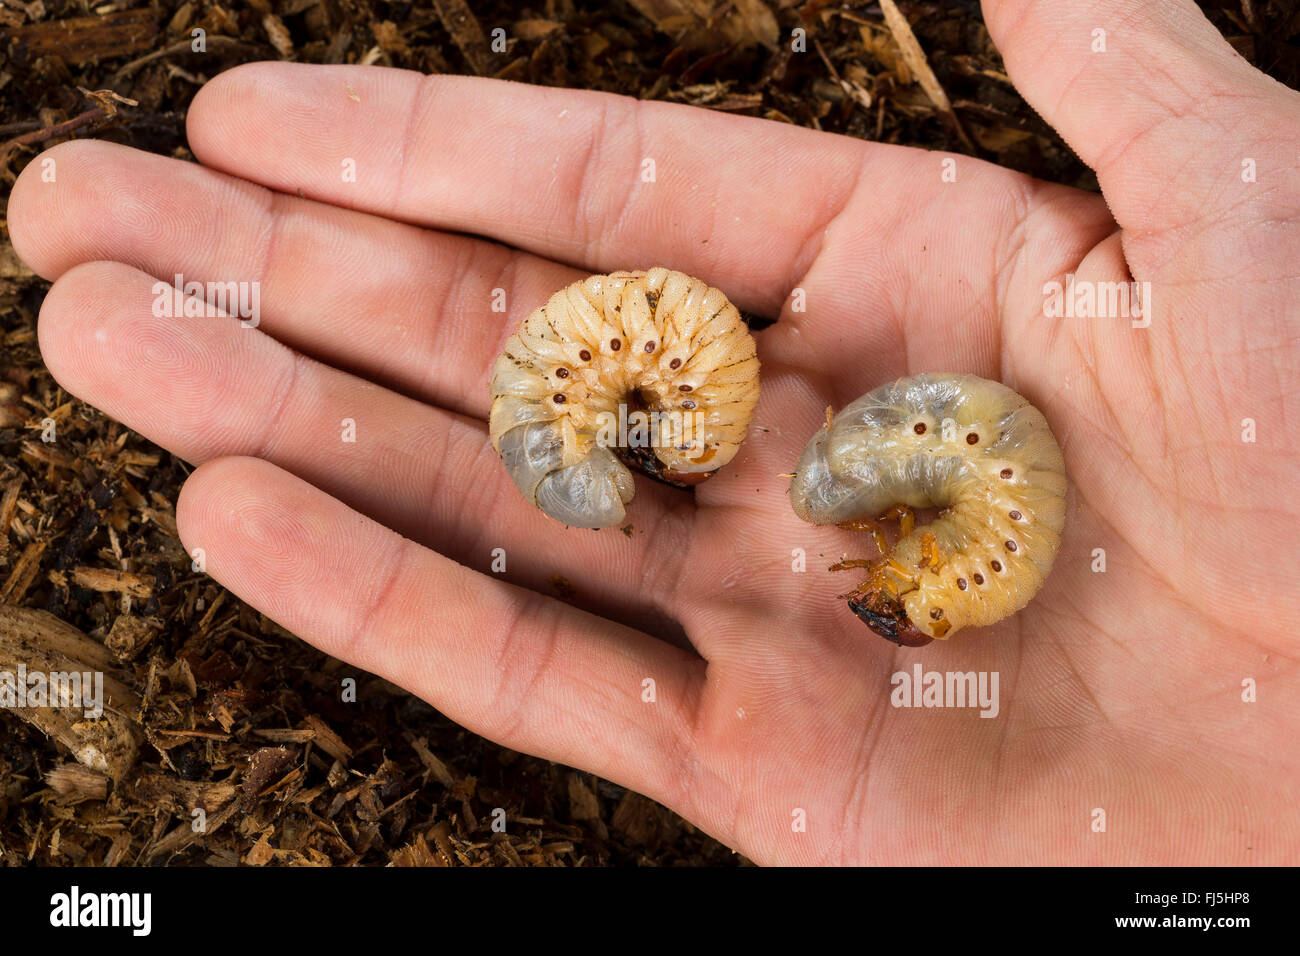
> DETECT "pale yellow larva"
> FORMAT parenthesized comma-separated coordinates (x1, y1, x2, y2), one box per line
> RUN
(789, 373, 1066, 645)
(489, 268, 760, 528)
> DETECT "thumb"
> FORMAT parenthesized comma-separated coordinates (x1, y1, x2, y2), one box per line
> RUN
(982, 0, 1299, 239)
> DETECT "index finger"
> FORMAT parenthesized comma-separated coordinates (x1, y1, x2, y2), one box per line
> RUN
(185, 62, 1042, 318)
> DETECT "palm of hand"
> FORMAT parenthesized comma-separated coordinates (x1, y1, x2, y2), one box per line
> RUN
(10, 1, 1298, 864)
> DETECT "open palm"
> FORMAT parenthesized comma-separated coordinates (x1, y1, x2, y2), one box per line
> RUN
(11, 0, 1298, 864)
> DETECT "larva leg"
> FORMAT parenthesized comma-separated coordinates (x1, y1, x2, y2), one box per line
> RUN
(835, 517, 891, 556)
(843, 538, 940, 646)
(833, 555, 932, 645)
(835, 505, 915, 562)
(919, 531, 944, 570)
(828, 558, 875, 572)
(837, 558, 915, 596)
(877, 503, 915, 539)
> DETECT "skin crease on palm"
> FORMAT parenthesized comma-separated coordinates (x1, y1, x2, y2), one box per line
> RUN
(8, 0, 1300, 865)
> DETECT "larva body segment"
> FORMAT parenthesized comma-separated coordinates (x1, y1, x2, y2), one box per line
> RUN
(490, 269, 760, 528)
(789, 373, 1066, 644)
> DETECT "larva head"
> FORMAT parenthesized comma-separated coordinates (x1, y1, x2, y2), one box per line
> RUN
(846, 590, 934, 647)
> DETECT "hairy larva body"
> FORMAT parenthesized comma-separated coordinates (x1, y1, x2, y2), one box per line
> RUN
(490, 268, 760, 528)
(789, 373, 1066, 645)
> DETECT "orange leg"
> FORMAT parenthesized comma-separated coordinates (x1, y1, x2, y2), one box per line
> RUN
(836, 504, 917, 558)
(886, 558, 918, 583)
(836, 555, 917, 599)
(831, 504, 927, 614)
(919, 531, 944, 570)
(836, 517, 890, 555)
(827, 502, 937, 646)
(829, 558, 875, 572)
(877, 503, 915, 539)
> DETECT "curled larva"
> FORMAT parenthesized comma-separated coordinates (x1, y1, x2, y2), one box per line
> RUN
(489, 268, 760, 528)
(789, 372, 1066, 645)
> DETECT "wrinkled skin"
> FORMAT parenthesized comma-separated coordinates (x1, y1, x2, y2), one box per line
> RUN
(10, 0, 1298, 863)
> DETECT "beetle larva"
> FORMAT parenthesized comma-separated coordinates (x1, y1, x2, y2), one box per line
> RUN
(489, 268, 760, 528)
(788, 373, 1066, 645)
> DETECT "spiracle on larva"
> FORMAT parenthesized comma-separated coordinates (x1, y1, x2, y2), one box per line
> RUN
(489, 268, 761, 528)
(788, 372, 1066, 645)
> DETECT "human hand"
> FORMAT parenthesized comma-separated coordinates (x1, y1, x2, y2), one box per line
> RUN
(10, 0, 1298, 864)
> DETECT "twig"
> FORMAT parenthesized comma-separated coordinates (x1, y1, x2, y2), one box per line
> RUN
(2, 108, 106, 151)
(0, 87, 139, 166)
(877, 0, 976, 153)
(111, 34, 247, 84)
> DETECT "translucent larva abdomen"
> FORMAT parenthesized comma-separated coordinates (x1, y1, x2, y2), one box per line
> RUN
(490, 268, 760, 528)
(789, 372, 1066, 644)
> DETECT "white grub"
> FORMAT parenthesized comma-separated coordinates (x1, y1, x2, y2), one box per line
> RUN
(789, 373, 1066, 643)
(490, 269, 760, 528)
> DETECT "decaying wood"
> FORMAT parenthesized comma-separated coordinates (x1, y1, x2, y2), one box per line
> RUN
(627, 0, 778, 51)
(103, 613, 161, 661)
(1, 9, 159, 64)
(432, 0, 491, 75)
(45, 762, 111, 803)
(0, 606, 140, 781)
(63, 565, 153, 598)
(0, 540, 45, 603)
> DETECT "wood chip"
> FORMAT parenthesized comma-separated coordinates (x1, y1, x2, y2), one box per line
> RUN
(406, 733, 455, 788)
(0, 9, 159, 64)
(103, 614, 161, 661)
(261, 13, 294, 58)
(432, 0, 491, 75)
(627, 0, 777, 51)
(0, 478, 21, 542)
(1, 540, 45, 603)
(45, 762, 111, 802)
(303, 714, 352, 763)
(67, 566, 153, 598)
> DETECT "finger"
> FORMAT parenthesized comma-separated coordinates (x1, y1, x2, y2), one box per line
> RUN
(176, 455, 706, 806)
(185, 61, 1043, 319)
(982, 0, 1298, 233)
(9, 138, 578, 420)
(38, 260, 697, 632)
